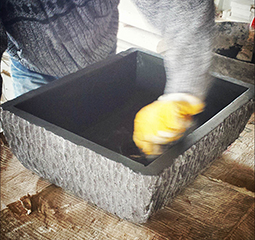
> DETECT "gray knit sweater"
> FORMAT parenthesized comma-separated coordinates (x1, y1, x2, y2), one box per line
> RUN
(0, 0, 215, 99)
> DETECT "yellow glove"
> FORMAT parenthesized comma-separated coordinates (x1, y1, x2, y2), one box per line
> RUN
(133, 93, 205, 156)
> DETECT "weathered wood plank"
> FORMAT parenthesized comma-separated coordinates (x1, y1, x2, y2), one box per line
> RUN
(145, 175, 255, 239)
(1, 185, 164, 240)
(203, 118, 254, 193)
(1, 173, 254, 239)
(0, 138, 51, 210)
(224, 203, 255, 240)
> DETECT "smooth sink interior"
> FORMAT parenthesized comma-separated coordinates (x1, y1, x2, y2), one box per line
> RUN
(15, 51, 248, 165)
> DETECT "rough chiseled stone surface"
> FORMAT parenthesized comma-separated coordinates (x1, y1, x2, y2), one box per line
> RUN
(0, 100, 253, 223)
(212, 22, 255, 85)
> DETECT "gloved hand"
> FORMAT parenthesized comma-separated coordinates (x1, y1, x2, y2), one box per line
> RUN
(133, 93, 205, 156)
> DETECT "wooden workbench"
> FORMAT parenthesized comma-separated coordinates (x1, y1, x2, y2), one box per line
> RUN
(1, 114, 254, 240)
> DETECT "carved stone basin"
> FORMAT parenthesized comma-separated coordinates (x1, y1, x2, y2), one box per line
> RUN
(1, 49, 254, 223)
(212, 21, 254, 85)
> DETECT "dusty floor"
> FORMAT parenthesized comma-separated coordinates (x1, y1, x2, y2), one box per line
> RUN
(0, 113, 254, 239)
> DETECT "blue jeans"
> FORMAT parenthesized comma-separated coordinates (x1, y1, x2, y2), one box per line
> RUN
(11, 59, 58, 97)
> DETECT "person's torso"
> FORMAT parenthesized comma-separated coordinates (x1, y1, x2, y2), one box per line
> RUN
(1, 0, 120, 77)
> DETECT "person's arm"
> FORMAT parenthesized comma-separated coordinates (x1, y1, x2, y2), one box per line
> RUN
(132, 0, 215, 100)
(0, 14, 8, 100)
(132, 0, 215, 156)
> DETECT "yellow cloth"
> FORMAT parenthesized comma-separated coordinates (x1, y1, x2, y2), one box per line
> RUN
(133, 93, 205, 156)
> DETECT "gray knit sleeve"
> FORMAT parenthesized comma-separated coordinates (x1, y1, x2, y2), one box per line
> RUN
(0, 15, 8, 98)
(132, 0, 215, 100)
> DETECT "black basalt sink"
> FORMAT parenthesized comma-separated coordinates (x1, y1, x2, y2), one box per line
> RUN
(1, 48, 254, 223)
(1, 49, 254, 174)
